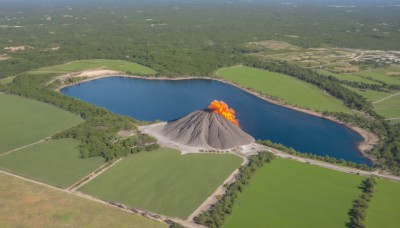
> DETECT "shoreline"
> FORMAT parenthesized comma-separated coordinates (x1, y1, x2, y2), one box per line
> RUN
(54, 71, 379, 163)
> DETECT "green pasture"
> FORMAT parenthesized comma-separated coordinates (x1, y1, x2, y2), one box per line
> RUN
(0, 76, 15, 85)
(79, 148, 242, 218)
(215, 66, 350, 113)
(343, 86, 393, 102)
(0, 139, 104, 188)
(0, 93, 83, 154)
(224, 158, 363, 228)
(366, 179, 400, 228)
(28, 59, 156, 75)
(318, 70, 380, 85)
(373, 94, 400, 119)
(0, 173, 166, 228)
(389, 118, 400, 124)
(356, 70, 400, 85)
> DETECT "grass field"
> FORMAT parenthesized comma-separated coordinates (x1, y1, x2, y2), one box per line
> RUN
(0, 173, 166, 228)
(0, 93, 83, 154)
(318, 70, 380, 85)
(223, 158, 364, 228)
(28, 59, 156, 75)
(373, 94, 400, 119)
(343, 86, 393, 102)
(356, 71, 400, 85)
(0, 76, 15, 84)
(79, 148, 242, 218)
(215, 66, 350, 113)
(366, 179, 400, 228)
(0, 139, 104, 188)
(389, 118, 400, 124)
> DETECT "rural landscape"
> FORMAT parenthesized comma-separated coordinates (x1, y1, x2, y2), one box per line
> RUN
(0, 0, 400, 227)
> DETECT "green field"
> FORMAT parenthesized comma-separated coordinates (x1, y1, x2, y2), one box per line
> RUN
(215, 66, 350, 113)
(343, 85, 393, 102)
(79, 148, 242, 218)
(224, 158, 363, 228)
(373, 94, 400, 119)
(28, 59, 156, 75)
(389, 118, 400, 124)
(366, 179, 400, 228)
(0, 76, 15, 85)
(0, 139, 104, 188)
(356, 71, 400, 85)
(0, 173, 166, 228)
(318, 70, 380, 85)
(0, 93, 83, 154)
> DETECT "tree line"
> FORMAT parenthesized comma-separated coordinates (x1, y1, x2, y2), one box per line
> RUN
(244, 57, 372, 111)
(348, 177, 377, 228)
(194, 152, 276, 227)
(0, 72, 158, 161)
(244, 57, 400, 175)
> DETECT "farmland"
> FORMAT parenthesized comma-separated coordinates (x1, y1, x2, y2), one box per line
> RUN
(223, 158, 364, 228)
(215, 66, 350, 113)
(366, 179, 400, 228)
(79, 148, 242, 218)
(0, 139, 105, 188)
(0, 172, 166, 228)
(344, 86, 393, 102)
(373, 94, 400, 119)
(0, 93, 83, 154)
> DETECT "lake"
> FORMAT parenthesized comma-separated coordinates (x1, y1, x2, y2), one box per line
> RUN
(61, 76, 370, 164)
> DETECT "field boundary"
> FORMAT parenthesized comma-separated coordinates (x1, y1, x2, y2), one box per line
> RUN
(187, 156, 247, 221)
(0, 167, 199, 227)
(0, 138, 49, 157)
(68, 157, 123, 191)
(373, 91, 400, 104)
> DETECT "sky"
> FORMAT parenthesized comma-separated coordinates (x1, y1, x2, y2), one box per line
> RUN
(1, 0, 400, 8)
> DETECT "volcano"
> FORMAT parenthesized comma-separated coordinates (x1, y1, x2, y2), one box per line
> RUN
(159, 109, 255, 150)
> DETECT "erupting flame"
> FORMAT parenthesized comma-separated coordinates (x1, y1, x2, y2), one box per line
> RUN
(208, 100, 239, 127)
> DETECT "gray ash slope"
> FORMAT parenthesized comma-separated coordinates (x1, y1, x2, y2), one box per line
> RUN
(161, 110, 255, 150)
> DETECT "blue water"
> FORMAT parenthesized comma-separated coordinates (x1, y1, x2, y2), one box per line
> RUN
(61, 77, 370, 164)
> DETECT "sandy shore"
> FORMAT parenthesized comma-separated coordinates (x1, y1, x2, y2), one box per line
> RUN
(54, 70, 379, 163)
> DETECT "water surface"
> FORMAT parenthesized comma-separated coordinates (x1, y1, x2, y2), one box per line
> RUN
(61, 77, 370, 164)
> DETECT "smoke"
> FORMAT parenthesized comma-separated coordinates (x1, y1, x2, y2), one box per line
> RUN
(208, 100, 239, 127)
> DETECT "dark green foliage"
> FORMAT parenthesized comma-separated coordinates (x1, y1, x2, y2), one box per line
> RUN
(1, 3, 400, 78)
(327, 112, 400, 174)
(0, 72, 159, 161)
(194, 152, 276, 228)
(244, 57, 400, 174)
(348, 177, 377, 228)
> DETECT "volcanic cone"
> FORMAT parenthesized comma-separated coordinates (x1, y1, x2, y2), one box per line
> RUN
(160, 109, 254, 150)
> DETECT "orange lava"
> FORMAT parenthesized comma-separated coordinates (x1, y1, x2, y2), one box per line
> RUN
(208, 100, 239, 127)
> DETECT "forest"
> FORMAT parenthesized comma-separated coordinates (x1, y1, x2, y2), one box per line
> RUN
(1, 1, 400, 78)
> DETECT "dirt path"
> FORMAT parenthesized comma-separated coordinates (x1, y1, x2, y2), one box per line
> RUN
(0, 168, 201, 227)
(385, 117, 400, 120)
(187, 157, 247, 221)
(0, 138, 49, 157)
(372, 91, 400, 104)
(67, 158, 123, 191)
